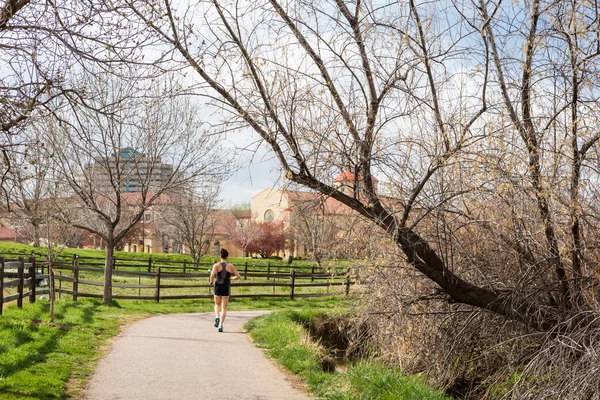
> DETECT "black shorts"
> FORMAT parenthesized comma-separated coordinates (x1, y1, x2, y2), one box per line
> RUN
(214, 284, 230, 297)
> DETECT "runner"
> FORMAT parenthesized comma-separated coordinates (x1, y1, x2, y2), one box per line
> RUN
(209, 248, 241, 332)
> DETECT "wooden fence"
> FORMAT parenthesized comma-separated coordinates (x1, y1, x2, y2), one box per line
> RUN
(0, 253, 358, 314)
(0, 255, 51, 315)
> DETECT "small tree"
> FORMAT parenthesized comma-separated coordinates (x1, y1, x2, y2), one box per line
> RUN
(4, 126, 53, 247)
(43, 71, 226, 302)
(156, 184, 221, 263)
(228, 204, 262, 257)
(290, 198, 339, 267)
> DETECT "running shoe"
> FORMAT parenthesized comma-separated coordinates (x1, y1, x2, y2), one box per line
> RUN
(218, 326, 223, 332)
(214, 317, 220, 328)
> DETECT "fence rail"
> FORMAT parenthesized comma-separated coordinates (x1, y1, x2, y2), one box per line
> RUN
(1, 254, 360, 314)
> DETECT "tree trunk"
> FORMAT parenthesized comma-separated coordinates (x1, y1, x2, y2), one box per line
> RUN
(103, 242, 115, 303)
(32, 222, 40, 247)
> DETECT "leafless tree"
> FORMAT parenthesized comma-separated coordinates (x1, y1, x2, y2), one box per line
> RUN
(156, 183, 221, 262)
(3, 126, 53, 246)
(228, 203, 262, 257)
(289, 197, 339, 267)
(1, 0, 156, 200)
(115, 0, 504, 315)
(40, 70, 226, 302)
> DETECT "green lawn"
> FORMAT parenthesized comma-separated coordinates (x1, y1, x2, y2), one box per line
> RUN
(245, 311, 452, 400)
(1, 241, 353, 300)
(0, 297, 351, 399)
(0, 242, 350, 269)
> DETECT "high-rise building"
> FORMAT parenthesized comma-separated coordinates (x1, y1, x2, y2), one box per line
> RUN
(78, 148, 181, 194)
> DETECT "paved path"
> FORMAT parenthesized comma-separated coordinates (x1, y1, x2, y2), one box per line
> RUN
(85, 311, 310, 400)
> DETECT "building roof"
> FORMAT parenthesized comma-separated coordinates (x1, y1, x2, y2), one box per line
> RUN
(0, 227, 19, 241)
(286, 190, 356, 216)
(120, 192, 172, 205)
(118, 147, 145, 159)
(333, 171, 379, 183)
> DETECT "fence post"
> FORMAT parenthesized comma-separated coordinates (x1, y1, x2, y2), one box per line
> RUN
(155, 267, 161, 303)
(148, 256, 153, 273)
(0, 256, 4, 315)
(73, 255, 79, 301)
(17, 256, 24, 309)
(28, 255, 36, 303)
(49, 264, 55, 322)
(311, 264, 315, 282)
(345, 267, 351, 296)
(267, 262, 270, 281)
(183, 259, 187, 274)
(289, 268, 295, 300)
(244, 261, 248, 280)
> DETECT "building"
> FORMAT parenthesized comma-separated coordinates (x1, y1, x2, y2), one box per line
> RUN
(79, 148, 180, 194)
(251, 171, 373, 224)
(60, 171, 377, 259)
(250, 172, 376, 258)
(114, 171, 377, 258)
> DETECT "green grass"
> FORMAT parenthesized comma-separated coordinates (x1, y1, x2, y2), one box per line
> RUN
(245, 311, 452, 400)
(0, 300, 130, 399)
(0, 296, 351, 399)
(0, 241, 350, 270)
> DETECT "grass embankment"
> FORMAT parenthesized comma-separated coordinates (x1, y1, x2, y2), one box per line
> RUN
(245, 311, 451, 400)
(0, 296, 350, 400)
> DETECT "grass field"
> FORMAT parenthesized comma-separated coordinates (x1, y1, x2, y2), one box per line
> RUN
(245, 311, 452, 400)
(0, 241, 354, 301)
(0, 242, 351, 269)
(0, 297, 352, 400)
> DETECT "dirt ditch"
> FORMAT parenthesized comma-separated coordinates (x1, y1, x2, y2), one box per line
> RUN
(297, 314, 372, 372)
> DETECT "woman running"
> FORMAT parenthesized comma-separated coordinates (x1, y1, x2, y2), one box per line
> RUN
(209, 248, 241, 332)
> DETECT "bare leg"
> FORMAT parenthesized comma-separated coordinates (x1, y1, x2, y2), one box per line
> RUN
(214, 296, 222, 318)
(220, 296, 229, 326)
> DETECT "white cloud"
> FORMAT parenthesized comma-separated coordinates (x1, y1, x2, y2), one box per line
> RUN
(219, 134, 283, 205)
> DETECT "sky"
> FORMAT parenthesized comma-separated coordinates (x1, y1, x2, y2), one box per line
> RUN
(217, 135, 283, 206)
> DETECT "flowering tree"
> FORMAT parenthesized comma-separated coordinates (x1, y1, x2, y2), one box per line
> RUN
(246, 221, 286, 259)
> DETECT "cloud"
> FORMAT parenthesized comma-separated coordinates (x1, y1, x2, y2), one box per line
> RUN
(219, 140, 282, 205)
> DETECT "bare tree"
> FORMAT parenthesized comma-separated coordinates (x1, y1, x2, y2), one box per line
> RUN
(41, 70, 226, 302)
(228, 203, 261, 257)
(0, 0, 151, 199)
(115, 0, 510, 316)
(289, 196, 339, 267)
(2, 123, 58, 246)
(157, 183, 221, 262)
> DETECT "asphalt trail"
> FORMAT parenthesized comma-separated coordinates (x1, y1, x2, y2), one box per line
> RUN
(85, 311, 309, 400)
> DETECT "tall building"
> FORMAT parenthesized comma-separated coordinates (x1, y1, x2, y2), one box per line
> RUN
(79, 148, 180, 194)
